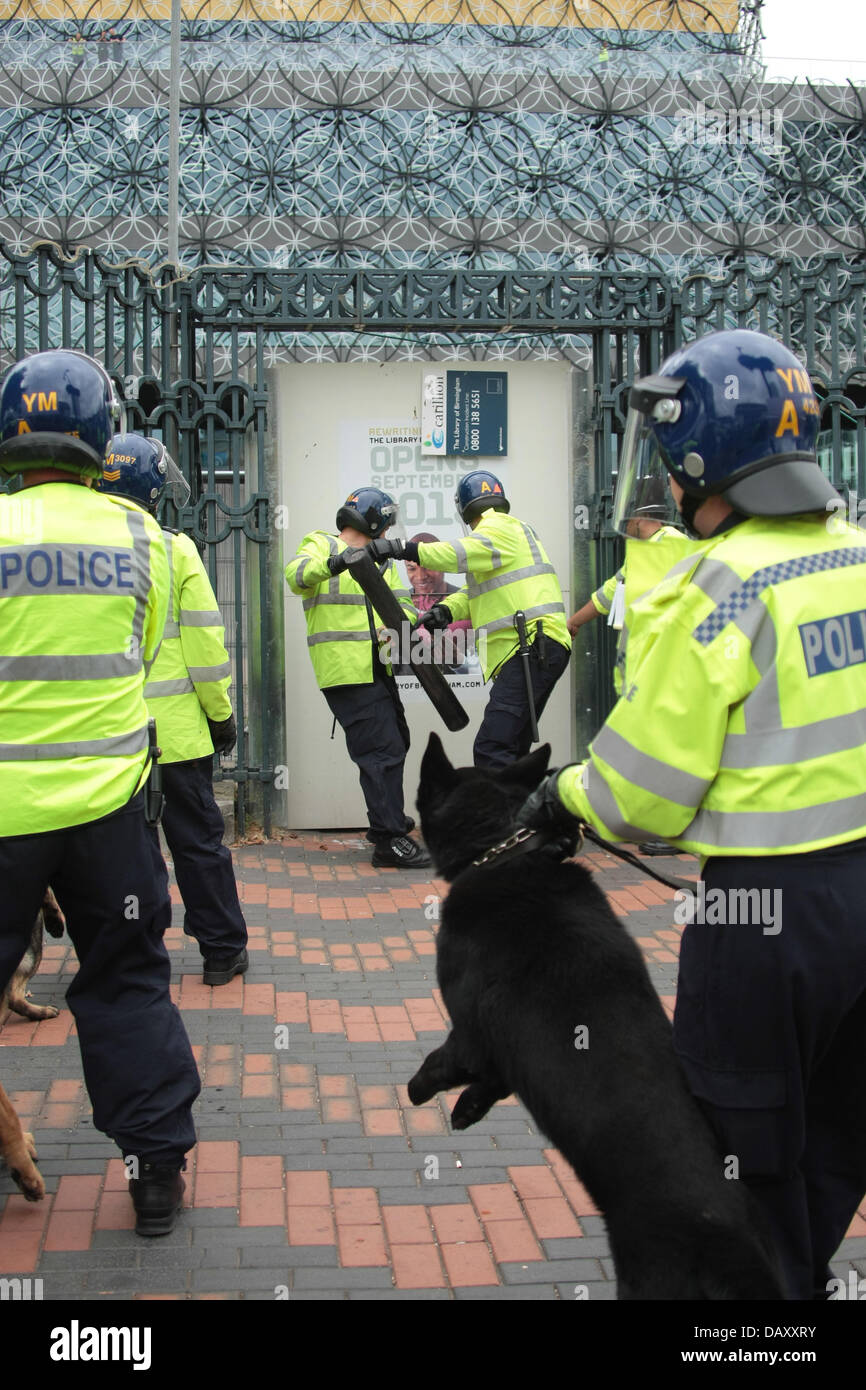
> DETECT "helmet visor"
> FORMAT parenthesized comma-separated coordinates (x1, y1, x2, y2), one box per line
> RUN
(162, 447, 191, 509)
(613, 407, 682, 536)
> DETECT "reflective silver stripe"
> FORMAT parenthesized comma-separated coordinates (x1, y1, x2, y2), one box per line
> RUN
(582, 762, 654, 841)
(742, 608, 780, 732)
(303, 593, 366, 610)
(145, 677, 195, 696)
(471, 561, 556, 598)
(0, 727, 149, 760)
(591, 726, 709, 808)
(391, 588, 412, 601)
(472, 534, 502, 567)
(593, 583, 613, 613)
(480, 602, 565, 636)
(0, 653, 136, 680)
(720, 706, 866, 770)
(592, 572, 619, 617)
(294, 557, 312, 589)
(187, 661, 231, 681)
(307, 631, 371, 646)
(125, 508, 150, 670)
(328, 536, 342, 597)
(451, 538, 469, 572)
(690, 555, 745, 612)
(520, 522, 543, 566)
(693, 547, 866, 647)
(163, 620, 181, 638)
(684, 792, 866, 850)
(180, 609, 223, 627)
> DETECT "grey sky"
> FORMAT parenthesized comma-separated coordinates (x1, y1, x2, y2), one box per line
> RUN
(760, 0, 866, 81)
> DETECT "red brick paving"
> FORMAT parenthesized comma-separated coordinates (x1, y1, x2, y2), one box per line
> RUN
(2, 832, 864, 1302)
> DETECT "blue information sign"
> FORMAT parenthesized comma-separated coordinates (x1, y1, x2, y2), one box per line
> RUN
(446, 371, 507, 456)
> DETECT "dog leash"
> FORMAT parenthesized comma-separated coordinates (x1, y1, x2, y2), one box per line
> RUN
(472, 824, 695, 893)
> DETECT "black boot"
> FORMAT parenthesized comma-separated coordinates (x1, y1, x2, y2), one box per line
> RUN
(202, 947, 249, 986)
(129, 1163, 185, 1237)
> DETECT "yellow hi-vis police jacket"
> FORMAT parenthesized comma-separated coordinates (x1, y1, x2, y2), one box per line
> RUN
(416, 508, 571, 682)
(285, 532, 417, 689)
(592, 525, 683, 694)
(145, 526, 233, 764)
(557, 514, 866, 857)
(0, 480, 168, 836)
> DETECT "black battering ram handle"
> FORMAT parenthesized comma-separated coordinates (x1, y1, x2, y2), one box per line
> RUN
(345, 550, 470, 733)
(514, 610, 539, 744)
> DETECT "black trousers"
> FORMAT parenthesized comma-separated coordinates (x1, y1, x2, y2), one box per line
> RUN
(474, 638, 571, 769)
(0, 793, 200, 1165)
(673, 841, 866, 1300)
(324, 678, 410, 840)
(161, 757, 247, 958)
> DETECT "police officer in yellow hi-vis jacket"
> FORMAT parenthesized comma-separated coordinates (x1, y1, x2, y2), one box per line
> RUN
(370, 472, 571, 768)
(0, 351, 199, 1237)
(567, 477, 681, 696)
(99, 434, 248, 986)
(286, 487, 431, 869)
(518, 329, 866, 1300)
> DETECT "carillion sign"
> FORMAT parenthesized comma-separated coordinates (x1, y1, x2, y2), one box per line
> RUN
(421, 371, 507, 458)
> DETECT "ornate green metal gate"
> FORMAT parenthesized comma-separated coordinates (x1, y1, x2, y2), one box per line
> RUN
(2, 247, 864, 825)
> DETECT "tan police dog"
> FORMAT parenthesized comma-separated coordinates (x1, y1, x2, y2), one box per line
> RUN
(0, 888, 64, 1201)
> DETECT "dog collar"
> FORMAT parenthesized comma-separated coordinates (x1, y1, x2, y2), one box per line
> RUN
(471, 825, 582, 869)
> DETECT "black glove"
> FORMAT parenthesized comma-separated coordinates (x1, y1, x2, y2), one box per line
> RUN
(413, 603, 452, 632)
(516, 768, 585, 856)
(208, 713, 237, 755)
(368, 538, 412, 562)
(327, 545, 367, 576)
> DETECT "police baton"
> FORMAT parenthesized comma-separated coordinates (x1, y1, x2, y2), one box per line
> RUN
(144, 718, 165, 827)
(514, 611, 539, 744)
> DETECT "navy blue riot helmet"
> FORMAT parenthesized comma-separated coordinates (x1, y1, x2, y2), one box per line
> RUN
(455, 471, 510, 526)
(336, 487, 398, 538)
(0, 349, 123, 479)
(100, 433, 191, 513)
(614, 329, 838, 536)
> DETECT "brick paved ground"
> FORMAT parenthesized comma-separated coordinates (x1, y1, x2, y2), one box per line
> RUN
(2, 831, 864, 1303)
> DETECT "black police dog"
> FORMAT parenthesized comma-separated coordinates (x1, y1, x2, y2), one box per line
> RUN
(407, 734, 783, 1300)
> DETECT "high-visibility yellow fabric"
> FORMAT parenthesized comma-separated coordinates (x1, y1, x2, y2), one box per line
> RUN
(558, 514, 866, 857)
(144, 527, 232, 764)
(417, 508, 571, 681)
(0, 480, 168, 835)
(596, 525, 690, 693)
(285, 531, 416, 689)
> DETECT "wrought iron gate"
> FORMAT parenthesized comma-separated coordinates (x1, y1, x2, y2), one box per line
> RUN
(2, 246, 864, 826)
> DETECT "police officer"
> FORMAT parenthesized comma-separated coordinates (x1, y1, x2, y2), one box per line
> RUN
(568, 487, 682, 689)
(0, 351, 200, 1236)
(519, 329, 866, 1299)
(99, 434, 248, 986)
(285, 487, 430, 869)
(371, 472, 571, 768)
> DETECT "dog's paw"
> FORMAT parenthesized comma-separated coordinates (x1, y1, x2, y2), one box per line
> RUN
(407, 1071, 434, 1107)
(450, 1086, 487, 1130)
(10, 998, 59, 1022)
(7, 1139, 45, 1202)
(10, 1165, 45, 1202)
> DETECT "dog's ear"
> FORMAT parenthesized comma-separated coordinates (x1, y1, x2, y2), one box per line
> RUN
(419, 732, 458, 797)
(498, 743, 551, 792)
